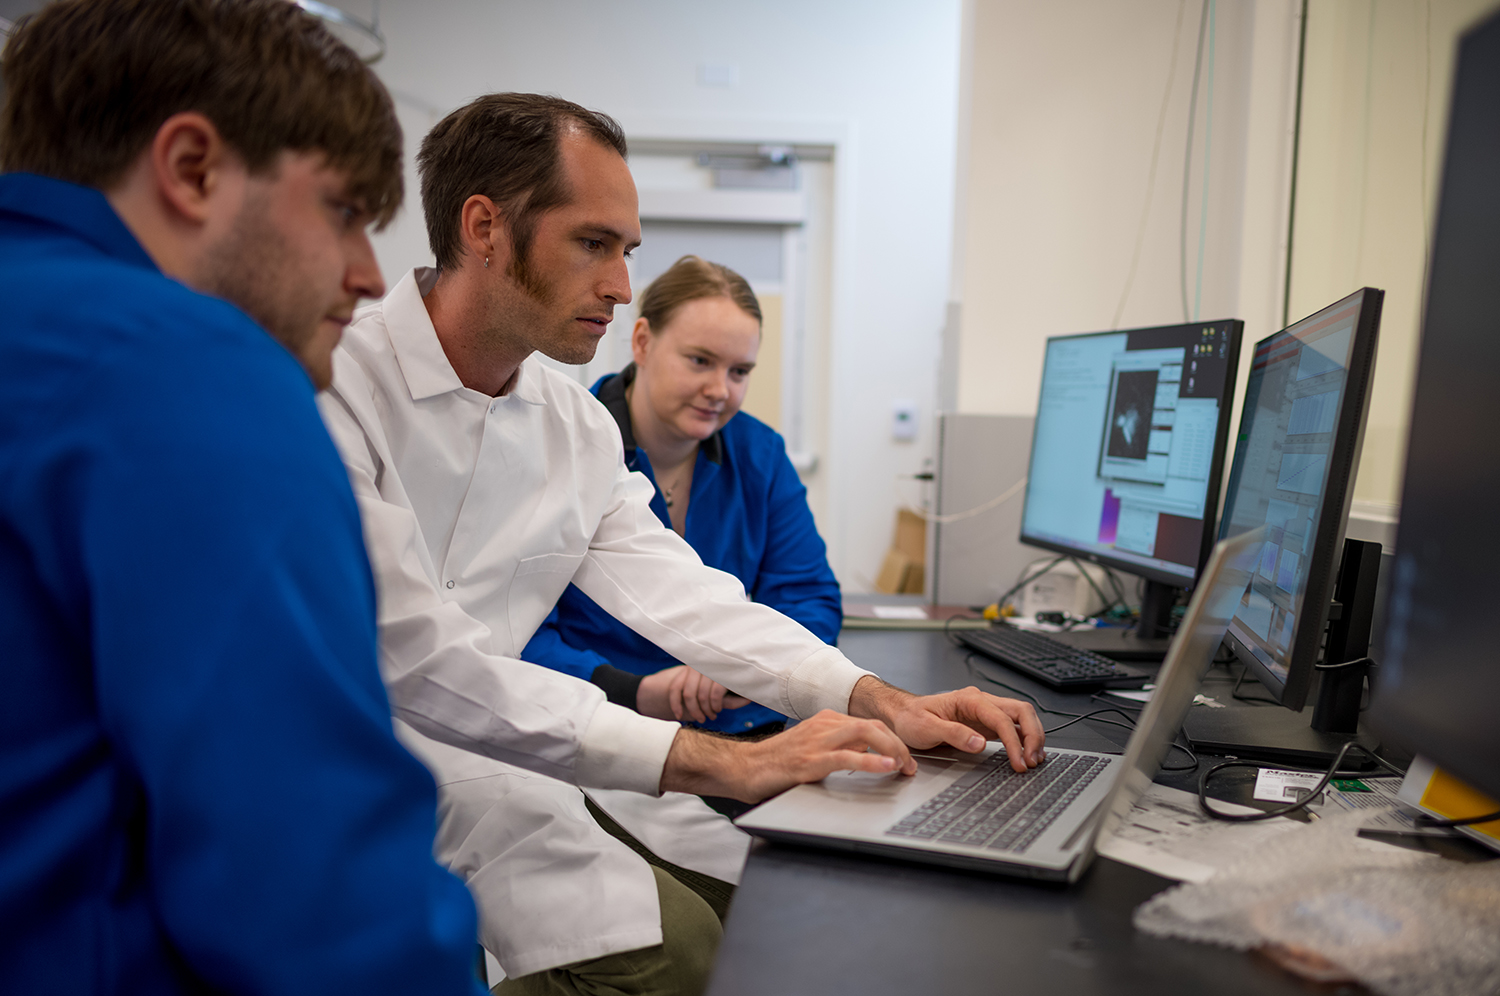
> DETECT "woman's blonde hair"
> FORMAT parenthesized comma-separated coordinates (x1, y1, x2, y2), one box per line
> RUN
(637, 255, 761, 332)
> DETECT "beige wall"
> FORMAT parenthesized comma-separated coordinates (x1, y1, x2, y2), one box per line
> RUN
(951, 0, 1301, 438)
(740, 294, 783, 431)
(950, 0, 1497, 532)
(1288, 0, 1498, 508)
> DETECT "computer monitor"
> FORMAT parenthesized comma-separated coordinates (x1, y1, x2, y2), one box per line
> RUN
(1183, 289, 1384, 767)
(1367, 11, 1500, 802)
(1019, 320, 1243, 639)
(1217, 289, 1382, 706)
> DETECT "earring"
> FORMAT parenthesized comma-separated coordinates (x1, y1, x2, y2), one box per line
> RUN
(484, 256, 489, 268)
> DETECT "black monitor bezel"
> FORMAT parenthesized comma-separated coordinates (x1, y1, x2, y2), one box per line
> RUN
(1367, 10, 1500, 802)
(1218, 288, 1384, 712)
(1017, 319, 1244, 590)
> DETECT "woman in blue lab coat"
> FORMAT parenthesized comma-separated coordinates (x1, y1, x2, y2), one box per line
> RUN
(521, 255, 840, 737)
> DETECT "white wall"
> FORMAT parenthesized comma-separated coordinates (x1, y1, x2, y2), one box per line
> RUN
(357, 0, 964, 591)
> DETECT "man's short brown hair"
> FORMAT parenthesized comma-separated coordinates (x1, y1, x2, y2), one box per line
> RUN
(417, 93, 627, 273)
(0, 0, 403, 226)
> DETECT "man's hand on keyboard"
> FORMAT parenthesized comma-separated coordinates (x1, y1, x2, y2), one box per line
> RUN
(848, 677, 1046, 774)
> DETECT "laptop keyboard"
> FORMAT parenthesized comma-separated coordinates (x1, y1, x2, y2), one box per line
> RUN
(886, 753, 1109, 854)
(957, 626, 1152, 689)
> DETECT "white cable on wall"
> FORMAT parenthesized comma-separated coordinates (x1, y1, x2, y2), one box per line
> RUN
(903, 476, 1028, 525)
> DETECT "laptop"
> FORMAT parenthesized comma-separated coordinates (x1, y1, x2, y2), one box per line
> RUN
(736, 529, 1261, 883)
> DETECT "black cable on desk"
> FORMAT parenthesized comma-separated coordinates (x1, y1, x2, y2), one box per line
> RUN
(1043, 708, 1140, 736)
(964, 655, 1197, 771)
(1197, 741, 1407, 822)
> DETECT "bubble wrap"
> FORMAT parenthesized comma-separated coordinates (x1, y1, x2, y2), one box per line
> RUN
(1133, 811, 1500, 996)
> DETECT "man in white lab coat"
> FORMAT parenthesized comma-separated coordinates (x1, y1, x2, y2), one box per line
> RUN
(318, 93, 1046, 995)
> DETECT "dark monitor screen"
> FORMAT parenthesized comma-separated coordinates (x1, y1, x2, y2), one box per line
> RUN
(1217, 289, 1382, 711)
(1368, 11, 1500, 802)
(1019, 320, 1242, 588)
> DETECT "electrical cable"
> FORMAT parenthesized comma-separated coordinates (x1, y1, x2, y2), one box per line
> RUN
(1066, 557, 1123, 614)
(1191, 0, 1217, 322)
(902, 476, 1028, 524)
(1179, 0, 1211, 323)
(1102, 567, 1131, 618)
(1044, 708, 1140, 736)
(962, 658, 1070, 716)
(1162, 737, 1200, 772)
(963, 657, 1197, 770)
(1419, 0, 1433, 274)
(1315, 655, 1373, 671)
(1112, 0, 1189, 330)
(993, 555, 1068, 615)
(1197, 741, 1406, 822)
(1281, 0, 1309, 328)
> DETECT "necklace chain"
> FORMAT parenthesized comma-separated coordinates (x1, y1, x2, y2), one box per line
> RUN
(660, 475, 681, 507)
(658, 466, 691, 508)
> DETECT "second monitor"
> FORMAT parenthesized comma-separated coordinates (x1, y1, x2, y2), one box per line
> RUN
(1019, 319, 1243, 652)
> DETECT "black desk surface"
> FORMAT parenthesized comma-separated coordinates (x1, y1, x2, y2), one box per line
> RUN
(706, 628, 1357, 996)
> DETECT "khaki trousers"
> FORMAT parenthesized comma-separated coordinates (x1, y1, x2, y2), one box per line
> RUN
(494, 799, 735, 996)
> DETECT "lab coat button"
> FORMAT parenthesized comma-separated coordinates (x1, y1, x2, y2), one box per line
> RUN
(446, 580, 455, 589)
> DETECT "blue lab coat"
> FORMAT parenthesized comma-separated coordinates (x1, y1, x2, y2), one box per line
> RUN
(0, 174, 481, 995)
(521, 365, 841, 733)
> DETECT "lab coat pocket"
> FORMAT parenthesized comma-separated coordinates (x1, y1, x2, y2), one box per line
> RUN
(508, 552, 587, 651)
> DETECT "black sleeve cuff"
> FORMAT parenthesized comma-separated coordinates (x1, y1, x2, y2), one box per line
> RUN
(590, 664, 644, 710)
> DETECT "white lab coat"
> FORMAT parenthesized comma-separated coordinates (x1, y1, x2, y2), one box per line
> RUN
(317, 268, 872, 977)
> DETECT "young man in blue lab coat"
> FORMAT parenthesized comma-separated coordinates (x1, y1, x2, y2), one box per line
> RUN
(318, 92, 1050, 995)
(0, 2, 483, 993)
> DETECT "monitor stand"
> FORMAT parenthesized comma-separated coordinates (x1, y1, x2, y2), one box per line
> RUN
(1048, 579, 1178, 662)
(1184, 539, 1383, 769)
(1181, 692, 1382, 769)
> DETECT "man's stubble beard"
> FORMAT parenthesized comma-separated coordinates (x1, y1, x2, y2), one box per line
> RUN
(502, 245, 604, 367)
(197, 191, 326, 373)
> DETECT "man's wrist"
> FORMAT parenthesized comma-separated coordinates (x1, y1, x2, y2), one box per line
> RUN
(659, 728, 743, 798)
(847, 675, 914, 726)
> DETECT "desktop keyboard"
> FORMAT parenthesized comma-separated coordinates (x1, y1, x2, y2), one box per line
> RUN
(886, 753, 1110, 854)
(956, 625, 1153, 690)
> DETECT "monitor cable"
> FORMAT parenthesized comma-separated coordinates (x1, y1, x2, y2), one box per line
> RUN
(1314, 655, 1374, 670)
(987, 556, 1068, 619)
(1197, 740, 1405, 822)
(1066, 557, 1128, 616)
(963, 655, 1198, 771)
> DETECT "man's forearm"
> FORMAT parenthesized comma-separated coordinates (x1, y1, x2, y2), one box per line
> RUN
(658, 714, 913, 803)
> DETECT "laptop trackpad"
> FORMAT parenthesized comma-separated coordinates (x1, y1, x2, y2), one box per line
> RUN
(817, 747, 997, 800)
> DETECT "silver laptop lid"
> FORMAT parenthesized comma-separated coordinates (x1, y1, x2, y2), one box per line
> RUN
(1088, 528, 1264, 848)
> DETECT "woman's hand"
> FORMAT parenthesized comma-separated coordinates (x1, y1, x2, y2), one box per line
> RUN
(637, 665, 752, 722)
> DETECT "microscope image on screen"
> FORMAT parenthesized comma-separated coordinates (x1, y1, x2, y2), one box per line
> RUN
(1096, 347, 1186, 488)
(1020, 321, 1238, 598)
(1106, 370, 1157, 461)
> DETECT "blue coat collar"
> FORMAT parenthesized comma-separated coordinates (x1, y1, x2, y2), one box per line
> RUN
(0, 172, 159, 272)
(593, 363, 725, 466)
